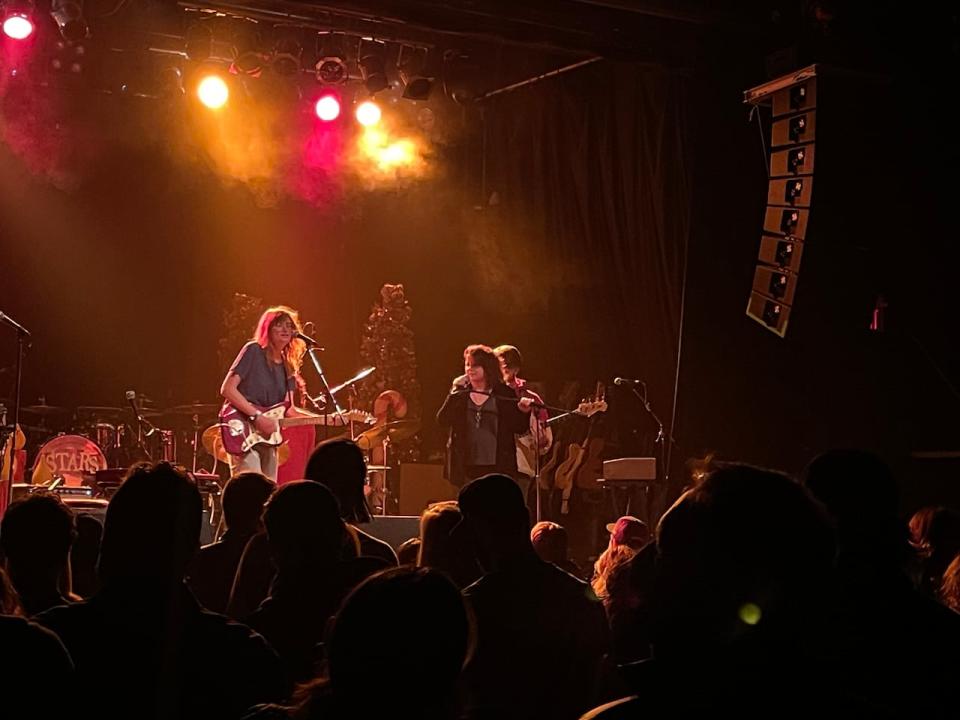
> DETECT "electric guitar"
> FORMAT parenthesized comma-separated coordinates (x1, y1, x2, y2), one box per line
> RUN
(219, 402, 375, 456)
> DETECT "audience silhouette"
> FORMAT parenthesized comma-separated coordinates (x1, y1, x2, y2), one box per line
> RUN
(36, 462, 288, 720)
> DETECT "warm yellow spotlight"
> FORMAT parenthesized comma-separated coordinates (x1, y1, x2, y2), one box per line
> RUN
(197, 75, 229, 109)
(355, 100, 381, 127)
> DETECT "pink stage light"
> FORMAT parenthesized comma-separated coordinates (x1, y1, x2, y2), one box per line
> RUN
(315, 94, 340, 121)
(3, 14, 34, 40)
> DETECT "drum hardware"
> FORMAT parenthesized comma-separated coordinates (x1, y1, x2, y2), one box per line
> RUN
(165, 403, 221, 417)
(355, 421, 419, 516)
(354, 420, 420, 451)
(31, 434, 108, 487)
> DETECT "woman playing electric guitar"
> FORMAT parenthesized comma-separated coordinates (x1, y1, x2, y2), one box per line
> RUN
(219, 306, 307, 482)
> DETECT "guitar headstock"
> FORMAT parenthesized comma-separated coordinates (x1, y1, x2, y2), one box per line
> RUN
(575, 399, 608, 417)
(342, 409, 377, 425)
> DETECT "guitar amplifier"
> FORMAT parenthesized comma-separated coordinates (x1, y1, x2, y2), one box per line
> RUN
(601, 458, 657, 482)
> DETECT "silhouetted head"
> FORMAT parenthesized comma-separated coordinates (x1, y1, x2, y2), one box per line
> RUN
(327, 567, 470, 716)
(530, 521, 569, 566)
(418, 501, 462, 568)
(457, 474, 531, 570)
(801, 449, 905, 561)
(304, 438, 371, 524)
(418, 500, 480, 588)
(1, 492, 77, 576)
(655, 463, 834, 658)
(605, 515, 649, 551)
(263, 480, 348, 571)
(0, 566, 22, 615)
(396, 538, 421, 566)
(221, 471, 275, 536)
(98, 462, 202, 587)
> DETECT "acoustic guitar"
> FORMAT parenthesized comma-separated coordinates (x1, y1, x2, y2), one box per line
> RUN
(553, 389, 607, 514)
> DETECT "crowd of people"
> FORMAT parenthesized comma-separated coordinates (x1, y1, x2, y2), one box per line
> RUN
(0, 440, 959, 719)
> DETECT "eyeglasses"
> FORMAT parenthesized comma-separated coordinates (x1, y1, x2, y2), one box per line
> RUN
(272, 321, 296, 331)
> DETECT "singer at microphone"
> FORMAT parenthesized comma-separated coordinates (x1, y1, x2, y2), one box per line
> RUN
(437, 344, 536, 488)
(295, 331, 323, 349)
(219, 306, 307, 482)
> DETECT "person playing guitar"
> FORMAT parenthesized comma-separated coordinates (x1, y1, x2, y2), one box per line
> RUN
(219, 306, 307, 482)
(494, 345, 553, 504)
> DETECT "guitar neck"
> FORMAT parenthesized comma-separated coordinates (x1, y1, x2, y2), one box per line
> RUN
(279, 415, 344, 428)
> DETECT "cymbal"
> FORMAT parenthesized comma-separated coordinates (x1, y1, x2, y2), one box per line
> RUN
(166, 403, 221, 415)
(354, 420, 420, 451)
(77, 406, 163, 420)
(21, 403, 68, 416)
(76, 406, 124, 415)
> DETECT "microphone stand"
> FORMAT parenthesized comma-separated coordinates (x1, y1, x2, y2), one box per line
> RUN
(3, 314, 28, 509)
(306, 346, 341, 441)
(629, 384, 671, 487)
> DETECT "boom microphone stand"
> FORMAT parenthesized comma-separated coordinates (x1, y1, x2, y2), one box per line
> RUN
(1, 311, 29, 509)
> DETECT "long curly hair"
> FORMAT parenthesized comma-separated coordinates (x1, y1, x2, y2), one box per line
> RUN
(253, 305, 306, 377)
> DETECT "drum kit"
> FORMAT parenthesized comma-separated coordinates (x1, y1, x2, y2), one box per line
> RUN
(17, 399, 224, 488)
(9, 366, 421, 513)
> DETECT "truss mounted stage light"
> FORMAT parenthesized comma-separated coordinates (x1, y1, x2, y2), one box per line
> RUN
(50, 0, 87, 42)
(2, 1, 35, 40)
(184, 22, 212, 62)
(314, 32, 348, 84)
(397, 45, 436, 101)
(272, 28, 302, 77)
(197, 74, 229, 109)
(358, 39, 388, 94)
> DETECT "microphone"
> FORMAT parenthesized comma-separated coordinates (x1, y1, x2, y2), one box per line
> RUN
(294, 331, 324, 349)
(613, 377, 645, 387)
(0, 311, 30, 337)
(125, 390, 142, 420)
(126, 390, 157, 436)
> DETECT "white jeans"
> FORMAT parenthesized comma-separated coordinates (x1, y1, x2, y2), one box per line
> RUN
(228, 444, 279, 482)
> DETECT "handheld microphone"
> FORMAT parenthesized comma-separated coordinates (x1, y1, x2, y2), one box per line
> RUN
(613, 377, 645, 387)
(294, 331, 324, 349)
(125, 390, 142, 420)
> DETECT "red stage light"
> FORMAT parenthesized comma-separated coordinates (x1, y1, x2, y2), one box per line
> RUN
(315, 94, 340, 122)
(3, 13, 34, 40)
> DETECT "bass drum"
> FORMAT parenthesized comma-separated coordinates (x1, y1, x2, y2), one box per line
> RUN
(31, 434, 108, 487)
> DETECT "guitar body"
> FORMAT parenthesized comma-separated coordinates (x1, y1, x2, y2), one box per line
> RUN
(220, 403, 376, 457)
(220, 402, 289, 456)
(575, 437, 605, 490)
(554, 442, 588, 515)
(537, 441, 564, 490)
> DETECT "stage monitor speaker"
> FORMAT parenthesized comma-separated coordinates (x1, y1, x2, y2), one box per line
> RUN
(398, 463, 457, 516)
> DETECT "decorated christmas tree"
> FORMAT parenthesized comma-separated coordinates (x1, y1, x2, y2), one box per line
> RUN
(356, 284, 422, 463)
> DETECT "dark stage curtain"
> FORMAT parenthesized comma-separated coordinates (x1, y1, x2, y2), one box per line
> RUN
(478, 61, 692, 461)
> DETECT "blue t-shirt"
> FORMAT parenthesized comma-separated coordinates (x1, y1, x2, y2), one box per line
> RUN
(229, 342, 295, 408)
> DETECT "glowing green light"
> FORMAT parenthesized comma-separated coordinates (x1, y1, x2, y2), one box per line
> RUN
(739, 602, 762, 626)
